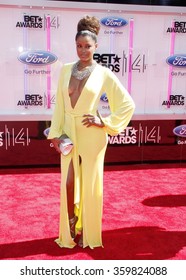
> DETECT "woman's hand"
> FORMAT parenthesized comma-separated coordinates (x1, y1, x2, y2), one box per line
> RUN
(50, 138, 61, 153)
(82, 112, 105, 128)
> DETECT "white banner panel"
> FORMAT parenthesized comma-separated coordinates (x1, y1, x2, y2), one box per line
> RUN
(0, 2, 185, 120)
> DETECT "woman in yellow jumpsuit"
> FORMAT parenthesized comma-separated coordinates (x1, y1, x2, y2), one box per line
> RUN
(48, 16, 135, 249)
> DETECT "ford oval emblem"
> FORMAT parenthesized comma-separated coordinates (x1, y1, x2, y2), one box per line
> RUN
(173, 125, 186, 137)
(166, 55, 186, 68)
(43, 127, 50, 137)
(18, 50, 58, 66)
(100, 16, 128, 28)
(100, 93, 108, 102)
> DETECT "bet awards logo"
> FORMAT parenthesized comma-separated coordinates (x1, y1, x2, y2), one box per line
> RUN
(17, 94, 43, 107)
(167, 21, 186, 33)
(108, 124, 161, 146)
(109, 127, 137, 144)
(16, 15, 60, 30)
(162, 95, 185, 106)
(94, 53, 121, 72)
(94, 52, 147, 75)
(16, 15, 43, 28)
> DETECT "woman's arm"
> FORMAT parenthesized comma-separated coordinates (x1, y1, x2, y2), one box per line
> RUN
(47, 66, 65, 139)
(99, 68, 135, 136)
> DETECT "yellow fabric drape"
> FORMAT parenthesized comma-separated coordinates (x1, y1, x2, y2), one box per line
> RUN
(48, 62, 135, 248)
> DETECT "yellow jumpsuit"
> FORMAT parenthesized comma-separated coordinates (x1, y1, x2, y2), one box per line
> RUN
(48, 62, 135, 249)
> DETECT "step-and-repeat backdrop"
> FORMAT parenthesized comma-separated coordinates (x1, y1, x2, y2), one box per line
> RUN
(0, 1, 185, 166)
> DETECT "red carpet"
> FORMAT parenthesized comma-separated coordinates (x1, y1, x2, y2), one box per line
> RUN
(0, 163, 186, 260)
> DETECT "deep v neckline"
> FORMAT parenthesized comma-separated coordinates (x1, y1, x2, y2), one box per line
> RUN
(68, 63, 97, 110)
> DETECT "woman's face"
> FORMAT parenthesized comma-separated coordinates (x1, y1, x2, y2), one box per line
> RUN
(76, 35, 97, 63)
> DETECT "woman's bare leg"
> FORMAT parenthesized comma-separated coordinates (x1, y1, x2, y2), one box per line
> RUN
(66, 160, 75, 220)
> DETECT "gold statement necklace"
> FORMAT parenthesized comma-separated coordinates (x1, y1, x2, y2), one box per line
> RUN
(71, 61, 97, 80)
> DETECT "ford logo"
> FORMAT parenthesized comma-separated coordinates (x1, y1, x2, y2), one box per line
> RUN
(173, 125, 186, 137)
(166, 55, 186, 67)
(100, 93, 108, 102)
(18, 50, 58, 66)
(43, 127, 50, 137)
(100, 16, 128, 28)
